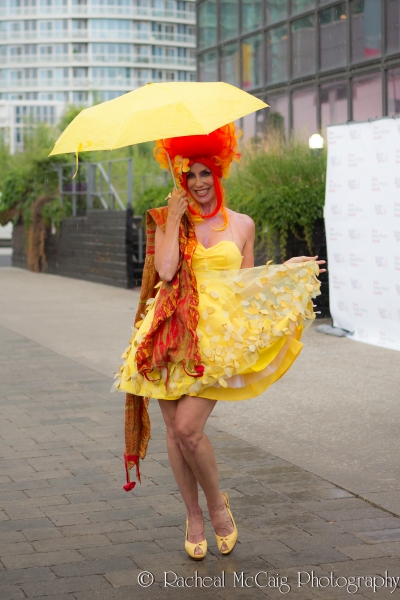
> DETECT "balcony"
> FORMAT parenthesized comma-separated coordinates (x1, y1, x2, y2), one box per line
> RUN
(133, 55, 195, 68)
(1, 74, 193, 90)
(1, 29, 70, 41)
(2, 53, 90, 65)
(1, 77, 140, 89)
(134, 31, 195, 45)
(1, 53, 195, 69)
(0, 3, 195, 22)
(1, 28, 195, 45)
(73, 4, 195, 22)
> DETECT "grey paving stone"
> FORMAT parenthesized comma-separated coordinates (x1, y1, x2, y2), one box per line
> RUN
(265, 547, 350, 569)
(0, 585, 25, 600)
(0, 531, 26, 543)
(27, 596, 75, 600)
(0, 567, 56, 586)
(88, 507, 159, 522)
(130, 515, 185, 530)
(355, 527, 400, 544)
(46, 514, 91, 527)
(80, 541, 165, 561)
(20, 574, 112, 597)
(22, 527, 63, 541)
(52, 557, 135, 578)
(106, 526, 183, 544)
(73, 586, 165, 600)
(1, 549, 84, 570)
(0, 541, 35, 557)
(59, 521, 136, 537)
(0, 517, 55, 533)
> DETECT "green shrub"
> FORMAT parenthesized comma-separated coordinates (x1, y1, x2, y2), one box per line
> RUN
(227, 136, 326, 260)
(134, 184, 171, 217)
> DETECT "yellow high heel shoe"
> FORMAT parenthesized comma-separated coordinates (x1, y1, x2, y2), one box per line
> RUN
(215, 492, 238, 555)
(185, 517, 207, 560)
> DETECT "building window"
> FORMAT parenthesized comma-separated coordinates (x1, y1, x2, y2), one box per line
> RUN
(352, 72, 382, 120)
(388, 68, 400, 115)
(350, 0, 382, 63)
(291, 15, 316, 78)
(242, 34, 263, 90)
(220, 0, 239, 41)
(292, 87, 317, 142)
(198, 49, 217, 81)
(242, 0, 262, 33)
(319, 4, 347, 71)
(266, 93, 289, 139)
(72, 91, 88, 102)
(320, 80, 348, 134)
(220, 42, 239, 86)
(291, 0, 315, 16)
(266, 24, 288, 83)
(386, 0, 400, 54)
(266, 0, 287, 24)
(198, 0, 217, 49)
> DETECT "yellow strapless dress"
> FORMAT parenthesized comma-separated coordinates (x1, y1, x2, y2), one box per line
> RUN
(114, 240, 320, 401)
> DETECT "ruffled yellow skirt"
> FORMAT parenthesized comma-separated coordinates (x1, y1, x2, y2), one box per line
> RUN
(113, 241, 320, 401)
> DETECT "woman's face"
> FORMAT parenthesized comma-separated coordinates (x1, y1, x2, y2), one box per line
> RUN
(186, 162, 216, 205)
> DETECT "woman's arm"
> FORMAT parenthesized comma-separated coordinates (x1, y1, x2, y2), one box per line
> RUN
(240, 215, 255, 269)
(154, 188, 188, 281)
(285, 255, 326, 273)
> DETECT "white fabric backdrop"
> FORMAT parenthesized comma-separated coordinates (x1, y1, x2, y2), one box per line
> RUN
(325, 117, 400, 351)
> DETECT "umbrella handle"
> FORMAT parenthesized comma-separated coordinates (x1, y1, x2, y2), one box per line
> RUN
(163, 140, 178, 191)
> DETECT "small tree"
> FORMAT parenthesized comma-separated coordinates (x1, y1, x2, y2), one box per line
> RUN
(227, 135, 326, 261)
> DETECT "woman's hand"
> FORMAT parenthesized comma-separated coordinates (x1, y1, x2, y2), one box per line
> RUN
(284, 255, 326, 273)
(154, 188, 188, 282)
(167, 188, 188, 222)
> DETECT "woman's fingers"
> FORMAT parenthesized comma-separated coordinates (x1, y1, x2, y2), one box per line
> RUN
(168, 188, 189, 218)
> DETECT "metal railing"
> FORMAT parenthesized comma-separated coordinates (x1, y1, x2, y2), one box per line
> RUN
(0, 29, 196, 45)
(0, 4, 195, 21)
(56, 157, 132, 216)
(2, 53, 196, 68)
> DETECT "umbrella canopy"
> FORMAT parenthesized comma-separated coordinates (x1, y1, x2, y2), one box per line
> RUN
(49, 82, 268, 157)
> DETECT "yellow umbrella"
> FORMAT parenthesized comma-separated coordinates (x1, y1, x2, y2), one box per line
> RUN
(49, 82, 268, 158)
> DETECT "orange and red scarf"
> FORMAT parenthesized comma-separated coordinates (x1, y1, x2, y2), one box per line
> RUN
(123, 207, 201, 490)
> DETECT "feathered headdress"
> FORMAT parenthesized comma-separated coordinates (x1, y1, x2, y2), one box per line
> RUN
(153, 123, 241, 222)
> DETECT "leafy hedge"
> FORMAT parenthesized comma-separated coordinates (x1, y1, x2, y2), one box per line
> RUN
(226, 137, 326, 260)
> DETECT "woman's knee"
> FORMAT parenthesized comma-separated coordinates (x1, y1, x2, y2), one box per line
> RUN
(175, 419, 203, 450)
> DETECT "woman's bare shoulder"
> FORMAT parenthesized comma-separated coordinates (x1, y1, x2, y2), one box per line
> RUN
(226, 208, 255, 232)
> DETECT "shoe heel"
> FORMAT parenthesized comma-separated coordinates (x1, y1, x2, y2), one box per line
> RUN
(215, 492, 238, 555)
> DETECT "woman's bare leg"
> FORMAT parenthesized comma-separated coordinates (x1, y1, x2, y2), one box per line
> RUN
(158, 399, 206, 556)
(173, 395, 235, 552)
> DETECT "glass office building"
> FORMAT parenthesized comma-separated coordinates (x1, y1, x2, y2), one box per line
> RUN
(197, 0, 400, 140)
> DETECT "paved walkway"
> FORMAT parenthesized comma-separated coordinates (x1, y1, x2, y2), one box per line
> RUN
(0, 327, 400, 600)
(2, 324, 400, 597)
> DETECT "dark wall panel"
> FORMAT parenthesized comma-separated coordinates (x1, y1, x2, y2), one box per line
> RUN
(12, 210, 144, 289)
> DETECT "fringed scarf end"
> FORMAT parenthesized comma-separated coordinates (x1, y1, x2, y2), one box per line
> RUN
(123, 453, 141, 492)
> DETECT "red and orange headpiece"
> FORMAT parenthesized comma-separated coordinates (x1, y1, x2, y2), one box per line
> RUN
(153, 122, 241, 222)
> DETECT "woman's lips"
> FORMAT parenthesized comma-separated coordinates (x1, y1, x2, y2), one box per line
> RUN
(195, 189, 209, 197)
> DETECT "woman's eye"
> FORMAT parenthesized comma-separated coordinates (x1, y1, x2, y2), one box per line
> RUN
(201, 170, 211, 177)
(187, 173, 194, 179)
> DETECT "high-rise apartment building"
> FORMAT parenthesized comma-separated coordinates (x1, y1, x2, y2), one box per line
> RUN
(196, 0, 400, 141)
(0, 0, 196, 149)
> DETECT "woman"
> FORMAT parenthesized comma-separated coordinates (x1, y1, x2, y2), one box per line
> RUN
(115, 123, 324, 560)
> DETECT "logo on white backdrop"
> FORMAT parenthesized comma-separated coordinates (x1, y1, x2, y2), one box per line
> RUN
(325, 117, 400, 351)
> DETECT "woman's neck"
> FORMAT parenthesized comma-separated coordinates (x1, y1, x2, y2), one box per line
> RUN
(195, 197, 216, 216)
